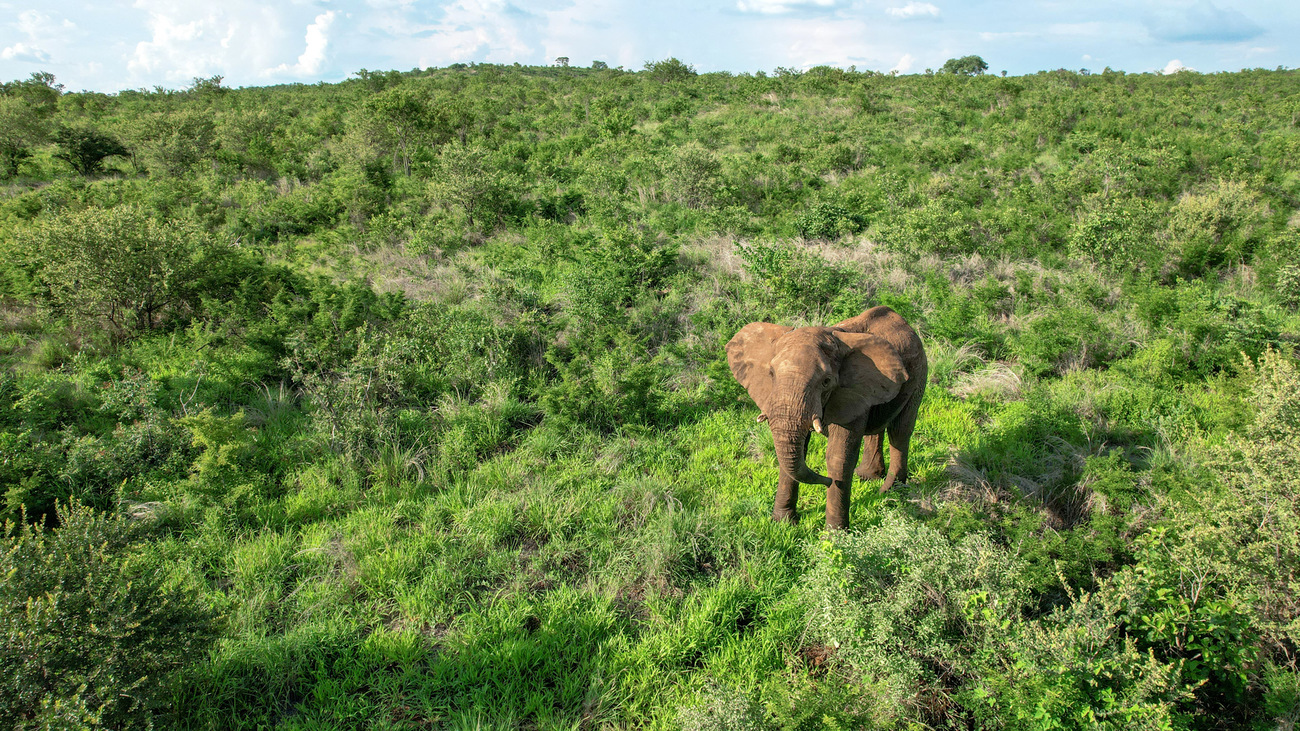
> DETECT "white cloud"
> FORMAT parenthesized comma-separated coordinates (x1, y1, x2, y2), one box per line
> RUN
(534, 0, 640, 70)
(2, 10, 61, 63)
(891, 52, 915, 73)
(16, 10, 50, 36)
(885, 2, 939, 19)
(128, 1, 291, 84)
(1162, 58, 1194, 74)
(765, 16, 880, 69)
(1, 42, 50, 62)
(377, 0, 540, 66)
(979, 30, 1035, 41)
(270, 11, 335, 76)
(736, 0, 837, 15)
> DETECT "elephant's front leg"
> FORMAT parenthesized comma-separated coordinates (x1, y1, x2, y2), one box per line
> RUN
(824, 422, 865, 530)
(771, 433, 806, 524)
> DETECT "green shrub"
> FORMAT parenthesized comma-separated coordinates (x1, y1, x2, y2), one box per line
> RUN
(677, 684, 768, 731)
(735, 240, 857, 317)
(1067, 195, 1157, 272)
(1274, 263, 1300, 310)
(0, 431, 62, 523)
(0, 502, 218, 729)
(793, 202, 864, 240)
(15, 206, 214, 335)
(542, 330, 668, 429)
(971, 581, 1195, 730)
(805, 514, 1203, 728)
(665, 144, 723, 209)
(563, 226, 678, 325)
(804, 515, 1029, 725)
(644, 57, 697, 82)
(135, 109, 216, 176)
(1167, 180, 1270, 277)
(1010, 306, 1116, 376)
(429, 143, 520, 233)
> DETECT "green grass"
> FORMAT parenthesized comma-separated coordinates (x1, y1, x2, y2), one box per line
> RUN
(5, 64, 1300, 728)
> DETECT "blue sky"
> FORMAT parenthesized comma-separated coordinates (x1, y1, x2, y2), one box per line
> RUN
(1, 1, 1294, 92)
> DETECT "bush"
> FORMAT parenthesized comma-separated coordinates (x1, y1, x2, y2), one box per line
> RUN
(53, 125, 129, 176)
(135, 109, 216, 176)
(1277, 263, 1300, 310)
(941, 55, 988, 76)
(1067, 194, 1157, 271)
(429, 144, 520, 233)
(0, 502, 218, 729)
(542, 329, 668, 429)
(805, 514, 1204, 728)
(563, 226, 678, 325)
(677, 684, 768, 731)
(15, 206, 214, 335)
(735, 240, 857, 316)
(804, 515, 1029, 725)
(665, 145, 723, 209)
(794, 202, 864, 240)
(1010, 306, 1116, 376)
(1167, 180, 1270, 277)
(973, 580, 1195, 730)
(643, 57, 697, 82)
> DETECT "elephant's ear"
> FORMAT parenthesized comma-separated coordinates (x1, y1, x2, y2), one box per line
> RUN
(726, 322, 791, 415)
(824, 331, 909, 422)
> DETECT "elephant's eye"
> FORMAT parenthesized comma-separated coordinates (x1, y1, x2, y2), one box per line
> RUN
(823, 377, 833, 387)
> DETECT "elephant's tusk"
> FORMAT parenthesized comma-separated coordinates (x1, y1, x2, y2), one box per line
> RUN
(812, 417, 827, 436)
(756, 413, 768, 423)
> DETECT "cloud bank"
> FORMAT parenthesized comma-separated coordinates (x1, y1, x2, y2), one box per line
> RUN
(271, 11, 335, 77)
(736, 0, 838, 14)
(886, 3, 940, 20)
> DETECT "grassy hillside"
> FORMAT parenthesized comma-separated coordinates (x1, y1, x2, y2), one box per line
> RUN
(2, 62, 1299, 729)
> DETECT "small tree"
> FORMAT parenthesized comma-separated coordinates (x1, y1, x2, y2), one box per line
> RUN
(133, 109, 216, 176)
(0, 72, 60, 178)
(644, 57, 697, 82)
(53, 125, 129, 176)
(18, 206, 210, 335)
(359, 84, 442, 176)
(0, 96, 45, 178)
(429, 144, 517, 232)
(940, 55, 989, 76)
(186, 74, 227, 96)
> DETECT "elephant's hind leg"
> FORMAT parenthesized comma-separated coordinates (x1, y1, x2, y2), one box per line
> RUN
(880, 392, 923, 492)
(855, 433, 885, 480)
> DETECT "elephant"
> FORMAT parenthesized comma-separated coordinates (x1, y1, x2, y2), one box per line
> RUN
(726, 306, 927, 529)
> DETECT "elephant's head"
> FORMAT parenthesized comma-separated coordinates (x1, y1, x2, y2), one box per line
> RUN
(726, 324, 910, 487)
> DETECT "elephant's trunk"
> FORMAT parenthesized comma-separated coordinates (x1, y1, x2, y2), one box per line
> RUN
(770, 398, 832, 487)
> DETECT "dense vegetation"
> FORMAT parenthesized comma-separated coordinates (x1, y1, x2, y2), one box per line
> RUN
(2, 60, 1299, 729)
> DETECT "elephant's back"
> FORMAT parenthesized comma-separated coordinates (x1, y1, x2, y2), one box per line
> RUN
(834, 307, 919, 346)
(834, 307, 926, 382)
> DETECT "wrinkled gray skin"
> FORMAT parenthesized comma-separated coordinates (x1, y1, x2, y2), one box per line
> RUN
(726, 307, 927, 529)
